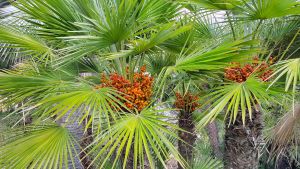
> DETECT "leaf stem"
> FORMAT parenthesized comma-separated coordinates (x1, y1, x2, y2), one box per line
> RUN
(280, 28, 300, 60)
(252, 19, 263, 40)
(226, 11, 236, 40)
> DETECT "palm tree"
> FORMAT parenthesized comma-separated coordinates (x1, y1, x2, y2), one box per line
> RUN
(0, 0, 190, 168)
(0, 0, 214, 168)
(173, 84, 199, 169)
(189, 1, 300, 168)
(0, 0, 300, 169)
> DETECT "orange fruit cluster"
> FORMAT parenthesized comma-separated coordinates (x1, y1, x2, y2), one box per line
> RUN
(224, 57, 273, 83)
(99, 66, 154, 112)
(174, 92, 199, 112)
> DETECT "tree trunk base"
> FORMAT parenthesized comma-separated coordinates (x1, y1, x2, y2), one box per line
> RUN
(224, 107, 263, 169)
(178, 110, 196, 169)
(206, 121, 222, 159)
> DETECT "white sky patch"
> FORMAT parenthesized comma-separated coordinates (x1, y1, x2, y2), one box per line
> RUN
(0, 5, 17, 15)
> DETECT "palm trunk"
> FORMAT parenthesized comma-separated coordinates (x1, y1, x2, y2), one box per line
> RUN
(79, 116, 94, 169)
(178, 110, 196, 169)
(121, 146, 151, 169)
(121, 147, 134, 169)
(202, 84, 222, 159)
(224, 106, 263, 169)
(206, 121, 222, 158)
(276, 153, 292, 169)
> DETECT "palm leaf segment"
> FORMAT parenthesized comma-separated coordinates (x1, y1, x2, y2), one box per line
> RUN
(0, 125, 80, 169)
(193, 156, 223, 169)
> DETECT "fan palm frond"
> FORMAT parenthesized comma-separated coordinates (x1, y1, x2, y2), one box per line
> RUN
(173, 39, 258, 72)
(155, 39, 259, 96)
(13, 0, 83, 38)
(86, 106, 186, 169)
(188, 0, 243, 10)
(269, 58, 300, 93)
(2, 0, 188, 67)
(190, 0, 300, 20)
(64, 22, 192, 64)
(198, 77, 282, 127)
(235, 0, 300, 20)
(0, 68, 126, 132)
(262, 18, 300, 44)
(0, 25, 55, 64)
(0, 125, 80, 169)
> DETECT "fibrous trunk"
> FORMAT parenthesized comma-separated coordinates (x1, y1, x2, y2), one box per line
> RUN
(121, 147, 134, 169)
(276, 153, 292, 169)
(206, 121, 222, 158)
(224, 107, 263, 169)
(178, 110, 196, 169)
(79, 116, 93, 169)
(121, 146, 151, 169)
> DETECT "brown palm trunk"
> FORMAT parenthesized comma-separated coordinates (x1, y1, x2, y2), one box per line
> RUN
(79, 116, 93, 169)
(178, 110, 196, 169)
(224, 106, 263, 169)
(121, 147, 134, 169)
(276, 153, 292, 169)
(121, 146, 151, 169)
(206, 121, 222, 158)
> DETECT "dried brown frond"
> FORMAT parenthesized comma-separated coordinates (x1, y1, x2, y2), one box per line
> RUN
(268, 104, 300, 158)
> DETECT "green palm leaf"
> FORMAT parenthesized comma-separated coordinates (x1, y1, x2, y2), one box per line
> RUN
(14, 0, 81, 38)
(235, 0, 300, 20)
(0, 0, 185, 67)
(173, 39, 259, 71)
(262, 18, 300, 43)
(0, 125, 80, 169)
(86, 106, 186, 169)
(155, 39, 259, 96)
(190, 0, 300, 20)
(56, 22, 191, 67)
(198, 77, 281, 127)
(160, 12, 223, 55)
(269, 58, 300, 93)
(0, 26, 54, 63)
(0, 68, 126, 132)
(188, 0, 243, 10)
(193, 156, 223, 169)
